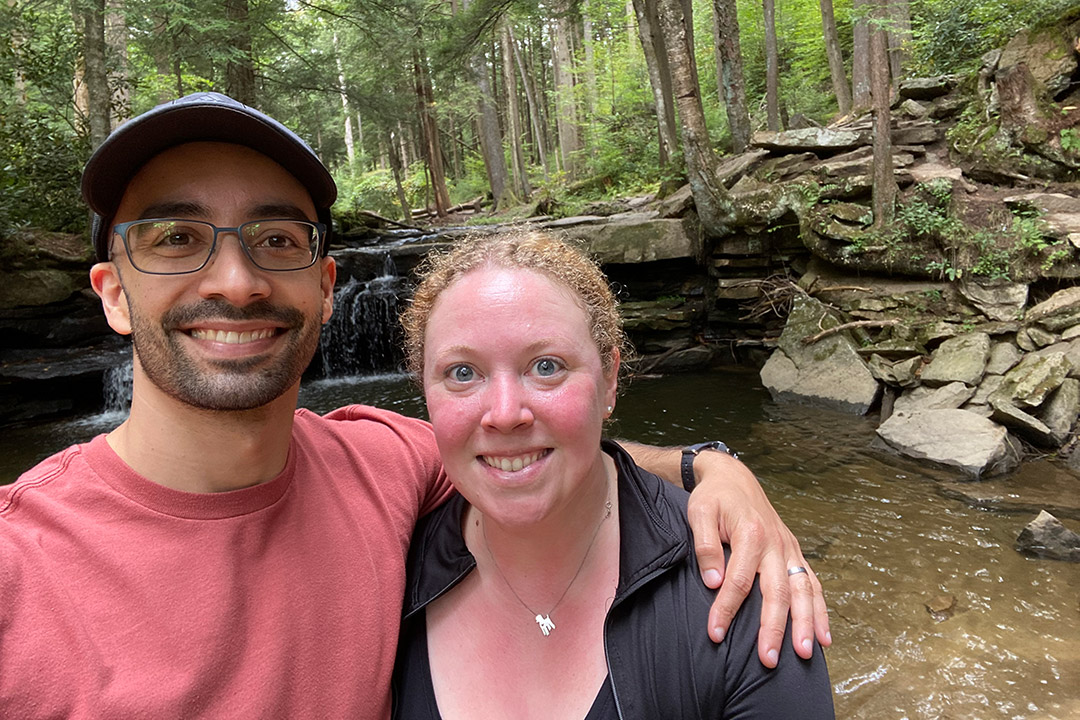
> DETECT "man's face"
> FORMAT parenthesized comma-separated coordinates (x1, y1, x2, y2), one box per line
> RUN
(90, 142, 336, 412)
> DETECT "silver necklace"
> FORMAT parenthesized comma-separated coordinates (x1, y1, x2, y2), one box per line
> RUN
(481, 492, 613, 637)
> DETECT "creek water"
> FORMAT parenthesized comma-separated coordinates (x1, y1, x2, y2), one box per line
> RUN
(2, 369, 1078, 719)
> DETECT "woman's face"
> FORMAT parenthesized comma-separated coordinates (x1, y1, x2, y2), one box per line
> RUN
(422, 266, 619, 528)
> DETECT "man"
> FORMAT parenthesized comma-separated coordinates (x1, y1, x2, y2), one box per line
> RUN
(0, 93, 827, 717)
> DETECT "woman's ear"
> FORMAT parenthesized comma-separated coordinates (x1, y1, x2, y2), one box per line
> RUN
(603, 348, 620, 410)
(89, 262, 132, 335)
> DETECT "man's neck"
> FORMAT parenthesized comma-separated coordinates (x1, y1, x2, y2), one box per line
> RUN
(107, 380, 301, 494)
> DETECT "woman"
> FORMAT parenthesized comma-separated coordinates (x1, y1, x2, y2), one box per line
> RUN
(393, 231, 834, 718)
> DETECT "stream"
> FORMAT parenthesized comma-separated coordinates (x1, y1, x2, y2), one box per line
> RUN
(2, 369, 1078, 719)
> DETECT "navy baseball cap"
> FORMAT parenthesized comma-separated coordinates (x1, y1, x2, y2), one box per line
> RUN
(82, 92, 337, 262)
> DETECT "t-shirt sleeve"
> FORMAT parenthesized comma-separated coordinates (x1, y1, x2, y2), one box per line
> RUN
(320, 405, 453, 515)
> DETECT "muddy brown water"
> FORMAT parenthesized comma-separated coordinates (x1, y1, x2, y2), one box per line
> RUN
(3, 369, 1078, 718)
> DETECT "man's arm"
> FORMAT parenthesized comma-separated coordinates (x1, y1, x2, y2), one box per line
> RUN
(623, 441, 830, 668)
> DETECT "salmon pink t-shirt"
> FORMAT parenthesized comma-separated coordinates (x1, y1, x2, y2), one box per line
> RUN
(0, 405, 451, 719)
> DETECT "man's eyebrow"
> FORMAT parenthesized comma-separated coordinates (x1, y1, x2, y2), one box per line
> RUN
(138, 201, 209, 219)
(250, 203, 313, 221)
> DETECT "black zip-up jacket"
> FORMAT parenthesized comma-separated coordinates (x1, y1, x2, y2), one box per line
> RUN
(393, 440, 835, 719)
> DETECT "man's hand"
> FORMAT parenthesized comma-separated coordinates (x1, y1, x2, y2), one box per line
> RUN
(624, 442, 830, 667)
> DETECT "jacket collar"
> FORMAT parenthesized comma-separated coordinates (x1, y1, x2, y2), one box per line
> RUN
(401, 440, 690, 619)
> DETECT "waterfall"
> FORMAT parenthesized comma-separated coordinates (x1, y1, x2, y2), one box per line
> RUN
(319, 254, 406, 376)
(102, 358, 133, 414)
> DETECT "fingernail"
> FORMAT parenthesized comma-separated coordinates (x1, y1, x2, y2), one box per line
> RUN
(802, 638, 813, 654)
(714, 626, 726, 643)
(825, 631, 832, 645)
(767, 649, 779, 665)
(703, 569, 722, 587)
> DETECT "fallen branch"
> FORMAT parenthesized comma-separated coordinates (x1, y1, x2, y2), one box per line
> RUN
(356, 210, 421, 231)
(801, 319, 898, 345)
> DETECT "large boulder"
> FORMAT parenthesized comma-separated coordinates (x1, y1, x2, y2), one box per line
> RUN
(560, 215, 697, 264)
(920, 332, 992, 386)
(1015, 510, 1080, 562)
(760, 294, 881, 414)
(892, 382, 976, 414)
(958, 279, 1029, 322)
(1026, 287, 1080, 333)
(875, 409, 1021, 478)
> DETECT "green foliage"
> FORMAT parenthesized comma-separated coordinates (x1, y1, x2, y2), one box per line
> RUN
(0, 112, 88, 233)
(908, 0, 1079, 74)
(1060, 128, 1080, 156)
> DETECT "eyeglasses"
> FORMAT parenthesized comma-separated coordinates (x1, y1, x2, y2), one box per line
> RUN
(111, 218, 326, 275)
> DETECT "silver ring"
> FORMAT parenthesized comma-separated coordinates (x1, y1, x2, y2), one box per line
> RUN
(787, 566, 808, 576)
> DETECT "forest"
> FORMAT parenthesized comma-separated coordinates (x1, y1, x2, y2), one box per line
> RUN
(2, 0, 1075, 240)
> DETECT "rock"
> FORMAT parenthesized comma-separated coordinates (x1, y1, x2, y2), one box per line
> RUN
(893, 382, 976, 414)
(0, 270, 82, 309)
(908, 164, 971, 188)
(656, 184, 694, 218)
(1015, 510, 1080, 562)
(858, 339, 926, 361)
(1039, 378, 1080, 445)
(715, 278, 762, 300)
(998, 20, 1080, 98)
(1027, 325, 1059, 347)
(620, 299, 702, 332)
(805, 202, 873, 242)
(1016, 328, 1037, 352)
(867, 354, 923, 388)
(990, 399, 1057, 446)
(970, 374, 1006, 406)
(900, 75, 961, 100)
(891, 123, 942, 145)
(898, 98, 930, 118)
(925, 593, 957, 622)
(1003, 192, 1080, 215)
(1030, 338, 1080, 376)
(875, 408, 1021, 478)
(992, 351, 1071, 408)
(920, 332, 992, 387)
(561, 216, 696, 264)
(1063, 325, 1080, 340)
(959, 279, 1028, 322)
(986, 342, 1023, 375)
(645, 345, 717, 373)
(714, 149, 770, 188)
(752, 128, 869, 152)
(760, 295, 881, 414)
(1026, 287, 1080, 332)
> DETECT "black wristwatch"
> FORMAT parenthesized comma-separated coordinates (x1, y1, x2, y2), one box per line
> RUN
(681, 441, 737, 492)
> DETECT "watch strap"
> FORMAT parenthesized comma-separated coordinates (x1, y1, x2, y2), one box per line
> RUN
(680, 441, 735, 492)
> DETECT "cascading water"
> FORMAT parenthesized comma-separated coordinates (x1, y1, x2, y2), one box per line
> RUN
(102, 358, 133, 415)
(319, 254, 406, 376)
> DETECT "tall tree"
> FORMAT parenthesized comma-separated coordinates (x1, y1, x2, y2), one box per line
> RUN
(869, 0, 896, 228)
(413, 46, 451, 216)
(851, 0, 871, 109)
(712, 0, 751, 152)
(462, 1, 511, 208)
(762, 0, 781, 131)
(888, 0, 911, 85)
(509, 25, 549, 177)
(501, 22, 531, 198)
(655, 0, 733, 233)
(819, 0, 852, 116)
(77, 0, 109, 149)
(224, 0, 255, 105)
(333, 32, 356, 169)
(551, 2, 581, 177)
(631, 0, 678, 167)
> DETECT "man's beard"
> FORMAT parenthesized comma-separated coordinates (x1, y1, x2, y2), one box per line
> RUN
(128, 297, 322, 412)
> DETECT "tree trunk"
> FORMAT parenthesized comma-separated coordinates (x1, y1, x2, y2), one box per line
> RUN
(851, 0, 871, 109)
(552, 4, 581, 178)
(387, 130, 412, 222)
(762, 0, 781, 131)
(510, 25, 549, 177)
(819, 0, 851, 116)
(224, 0, 255, 106)
(712, 0, 751, 152)
(655, 0, 734, 234)
(582, 0, 599, 121)
(869, 0, 896, 229)
(631, 0, 678, 167)
(80, 0, 109, 150)
(463, 1, 511, 208)
(413, 47, 451, 217)
(105, 0, 128, 126)
(333, 32, 356, 168)
(888, 0, 911, 86)
(502, 23, 531, 198)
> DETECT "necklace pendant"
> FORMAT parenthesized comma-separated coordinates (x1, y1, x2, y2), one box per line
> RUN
(535, 614, 556, 636)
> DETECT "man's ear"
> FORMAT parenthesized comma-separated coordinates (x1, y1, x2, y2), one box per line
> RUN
(320, 256, 337, 324)
(89, 262, 132, 335)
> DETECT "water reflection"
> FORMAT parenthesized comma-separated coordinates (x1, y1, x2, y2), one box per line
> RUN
(2, 370, 1078, 718)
